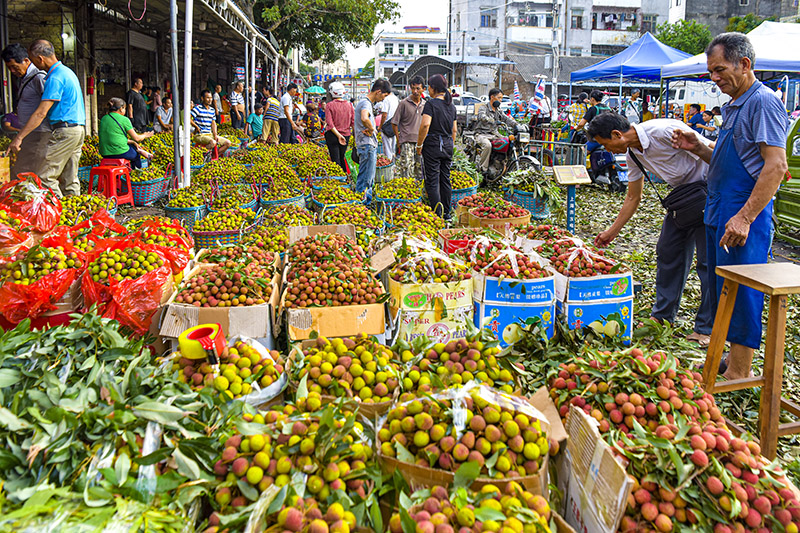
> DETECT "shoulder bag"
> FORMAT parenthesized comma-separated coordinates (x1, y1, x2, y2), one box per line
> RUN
(629, 151, 707, 230)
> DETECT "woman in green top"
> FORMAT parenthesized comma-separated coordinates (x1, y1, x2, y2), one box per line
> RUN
(99, 97, 154, 169)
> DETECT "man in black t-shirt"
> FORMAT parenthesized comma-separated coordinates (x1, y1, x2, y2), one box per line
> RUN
(576, 90, 610, 150)
(126, 78, 149, 132)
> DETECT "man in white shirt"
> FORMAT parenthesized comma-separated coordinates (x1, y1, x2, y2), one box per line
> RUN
(229, 82, 245, 129)
(378, 91, 400, 161)
(279, 83, 301, 144)
(588, 112, 713, 347)
(623, 89, 642, 124)
(213, 84, 223, 124)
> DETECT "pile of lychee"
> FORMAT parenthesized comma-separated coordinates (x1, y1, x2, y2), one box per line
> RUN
(389, 254, 472, 284)
(388, 483, 551, 533)
(389, 203, 445, 241)
(313, 186, 362, 206)
(193, 208, 256, 233)
(173, 340, 284, 399)
(457, 192, 505, 210)
(451, 170, 477, 190)
(293, 334, 400, 404)
(375, 177, 423, 200)
(199, 245, 277, 270)
(175, 265, 272, 307)
(512, 223, 572, 242)
(378, 386, 549, 478)
(540, 241, 621, 278)
(470, 203, 529, 220)
(285, 232, 367, 277)
(241, 226, 289, 254)
(455, 241, 548, 280)
(262, 204, 315, 228)
(283, 265, 383, 308)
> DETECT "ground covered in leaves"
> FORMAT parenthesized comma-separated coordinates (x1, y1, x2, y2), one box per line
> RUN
(564, 183, 800, 479)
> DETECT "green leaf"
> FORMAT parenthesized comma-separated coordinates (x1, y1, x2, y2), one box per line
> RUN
(132, 401, 188, 424)
(115, 453, 131, 488)
(453, 461, 481, 489)
(173, 447, 201, 479)
(394, 442, 415, 464)
(0, 368, 21, 388)
(267, 485, 288, 515)
(296, 374, 309, 399)
(474, 507, 506, 522)
(0, 406, 31, 431)
(399, 504, 416, 533)
(237, 477, 259, 502)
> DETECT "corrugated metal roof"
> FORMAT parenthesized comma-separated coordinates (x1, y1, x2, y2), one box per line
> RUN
(507, 53, 603, 83)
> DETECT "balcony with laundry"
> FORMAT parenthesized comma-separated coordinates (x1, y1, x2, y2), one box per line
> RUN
(590, 10, 642, 47)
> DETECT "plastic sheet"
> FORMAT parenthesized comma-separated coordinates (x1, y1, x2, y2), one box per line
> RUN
(0, 173, 62, 233)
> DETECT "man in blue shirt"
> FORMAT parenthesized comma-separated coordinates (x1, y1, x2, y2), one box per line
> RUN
(686, 104, 705, 134)
(8, 40, 85, 197)
(190, 89, 232, 154)
(673, 32, 789, 381)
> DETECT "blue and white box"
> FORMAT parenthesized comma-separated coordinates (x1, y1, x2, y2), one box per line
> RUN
(473, 272, 557, 346)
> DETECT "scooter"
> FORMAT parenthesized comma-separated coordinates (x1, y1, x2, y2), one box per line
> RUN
(463, 123, 541, 188)
(586, 145, 628, 193)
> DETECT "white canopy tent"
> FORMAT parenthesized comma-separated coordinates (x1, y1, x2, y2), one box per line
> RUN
(662, 21, 800, 79)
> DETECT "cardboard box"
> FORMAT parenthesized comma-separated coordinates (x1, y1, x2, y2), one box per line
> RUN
(473, 273, 556, 345)
(53, 277, 84, 313)
(388, 277, 474, 344)
(159, 265, 280, 345)
(468, 209, 531, 233)
(560, 406, 634, 533)
(0, 156, 9, 185)
(557, 298, 634, 341)
(283, 300, 386, 341)
(554, 271, 633, 303)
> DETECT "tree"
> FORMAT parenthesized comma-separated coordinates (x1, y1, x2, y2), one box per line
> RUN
(256, 0, 400, 63)
(299, 62, 316, 76)
(655, 20, 712, 55)
(360, 58, 374, 77)
(726, 14, 773, 33)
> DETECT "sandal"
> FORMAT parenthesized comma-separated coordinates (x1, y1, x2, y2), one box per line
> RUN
(686, 332, 711, 348)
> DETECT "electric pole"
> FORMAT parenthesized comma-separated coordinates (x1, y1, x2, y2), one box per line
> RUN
(551, 0, 559, 122)
(461, 30, 466, 92)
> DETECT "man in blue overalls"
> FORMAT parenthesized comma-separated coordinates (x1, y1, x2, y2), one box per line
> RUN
(673, 33, 789, 380)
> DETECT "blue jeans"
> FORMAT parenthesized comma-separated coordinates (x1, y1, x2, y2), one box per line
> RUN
(106, 145, 143, 169)
(355, 144, 377, 203)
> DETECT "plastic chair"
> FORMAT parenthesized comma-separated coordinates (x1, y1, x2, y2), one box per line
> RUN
(100, 158, 131, 168)
(88, 165, 135, 207)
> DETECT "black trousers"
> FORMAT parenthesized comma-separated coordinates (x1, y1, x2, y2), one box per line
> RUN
(421, 140, 453, 219)
(652, 213, 714, 335)
(279, 118, 297, 144)
(325, 130, 349, 173)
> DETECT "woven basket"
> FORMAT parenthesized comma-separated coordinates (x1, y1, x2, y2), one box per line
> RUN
(451, 186, 478, 208)
(209, 198, 258, 213)
(77, 166, 93, 182)
(311, 176, 350, 191)
(190, 164, 205, 174)
(510, 189, 550, 220)
(376, 162, 395, 184)
(260, 193, 306, 210)
(131, 176, 171, 206)
(375, 196, 421, 212)
(311, 197, 361, 212)
(165, 204, 208, 231)
(192, 221, 257, 249)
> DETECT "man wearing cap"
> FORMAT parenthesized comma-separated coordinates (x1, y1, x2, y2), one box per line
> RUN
(672, 32, 789, 380)
(8, 39, 84, 197)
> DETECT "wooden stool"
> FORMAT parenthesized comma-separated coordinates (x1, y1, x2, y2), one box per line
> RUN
(703, 263, 800, 459)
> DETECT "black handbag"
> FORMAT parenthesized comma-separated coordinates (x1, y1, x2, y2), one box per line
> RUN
(629, 151, 707, 230)
(381, 119, 395, 138)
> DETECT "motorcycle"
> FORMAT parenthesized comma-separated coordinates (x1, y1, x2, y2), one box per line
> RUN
(463, 122, 541, 187)
(586, 144, 628, 193)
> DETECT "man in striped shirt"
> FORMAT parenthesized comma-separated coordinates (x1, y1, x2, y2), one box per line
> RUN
(229, 82, 245, 129)
(263, 87, 281, 144)
(190, 89, 232, 153)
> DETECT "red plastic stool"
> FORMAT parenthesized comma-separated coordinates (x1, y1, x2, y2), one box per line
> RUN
(100, 158, 132, 168)
(89, 165, 135, 207)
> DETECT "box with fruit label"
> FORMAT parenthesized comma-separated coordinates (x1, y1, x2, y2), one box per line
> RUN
(388, 305, 474, 345)
(556, 298, 634, 343)
(554, 270, 633, 303)
(473, 272, 556, 345)
(438, 227, 504, 254)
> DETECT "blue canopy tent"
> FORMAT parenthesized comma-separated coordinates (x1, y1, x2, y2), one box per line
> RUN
(569, 32, 691, 112)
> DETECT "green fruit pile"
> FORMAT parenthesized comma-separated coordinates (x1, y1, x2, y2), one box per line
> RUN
(1, 246, 83, 285)
(59, 194, 109, 226)
(286, 233, 367, 274)
(314, 186, 362, 205)
(0, 208, 24, 229)
(175, 265, 271, 307)
(167, 185, 208, 209)
(312, 178, 349, 190)
(193, 208, 256, 233)
(125, 216, 174, 232)
(195, 158, 247, 185)
(400, 337, 516, 393)
(139, 227, 190, 250)
(321, 203, 381, 228)
(174, 340, 284, 398)
(140, 131, 174, 151)
(261, 183, 302, 202)
(389, 484, 552, 533)
(390, 203, 445, 241)
(241, 226, 289, 253)
(375, 177, 422, 200)
(249, 157, 299, 186)
(79, 136, 101, 167)
(294, 334, 401, 403)
(298, 159, 347, 181)
(209, 185, 255, 210)
(451, 170, 477, 190)
(129, 165, 164, 183)
(512, 223, 572, 241)
(283, 266, 383, 308)
(217, 123, 243, 136)
(88, 247, 164, 284)
(278, 143, 329, 167)
(378, 386, 548, 477)
(262, 204, 315, 227)
(355, 226, 380, 253)
(390, 255, 471, 284)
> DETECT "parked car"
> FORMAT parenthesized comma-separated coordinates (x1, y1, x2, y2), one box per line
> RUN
(453, 94, 483, 131)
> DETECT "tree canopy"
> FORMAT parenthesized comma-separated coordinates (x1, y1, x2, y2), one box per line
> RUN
(726, 14, 773, 33)
(655, 20, 712, 56)
(360, 58, 374, 77)
(255, 0, 399, 63)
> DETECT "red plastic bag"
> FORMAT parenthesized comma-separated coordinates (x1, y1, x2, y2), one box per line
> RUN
(39, 226, 90, 268)
(126, 220, 193, 274)
(71, 210, 127, 237)
(0, 238, 87, 323)
(0, 225, 31, 255)
(81, 242, 172, 333)
(0, 173, 62, 233)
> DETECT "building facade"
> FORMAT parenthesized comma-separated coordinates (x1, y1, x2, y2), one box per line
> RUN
(669, 0, 794, 37)
(448, 0, 668, 59)
(313, 58, 351, 78)
(374, 26, 448, 79)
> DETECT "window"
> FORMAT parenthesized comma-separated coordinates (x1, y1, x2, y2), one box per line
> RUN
(571, 9, 584, 29)
(384, 43, 393, 55)
(739, 0, 749, 5)
(419, 44, 428, 55)
(384, 68, 393, 76)
(480, 8, 498, 28)
(439, 44, 447, 55)
(515, 11, 553, 27)
(398, 43, 404, 55)
(570, 47, 582, 56)
(641, 14, 657, 33)
(407, 44, 414, 55)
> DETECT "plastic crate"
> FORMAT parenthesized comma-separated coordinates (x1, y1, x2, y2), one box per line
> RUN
(510, 189, 550, 220)
(130, 176, 171, 206)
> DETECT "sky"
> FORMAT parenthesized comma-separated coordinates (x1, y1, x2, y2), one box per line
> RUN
(345, 0, 449, 69)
